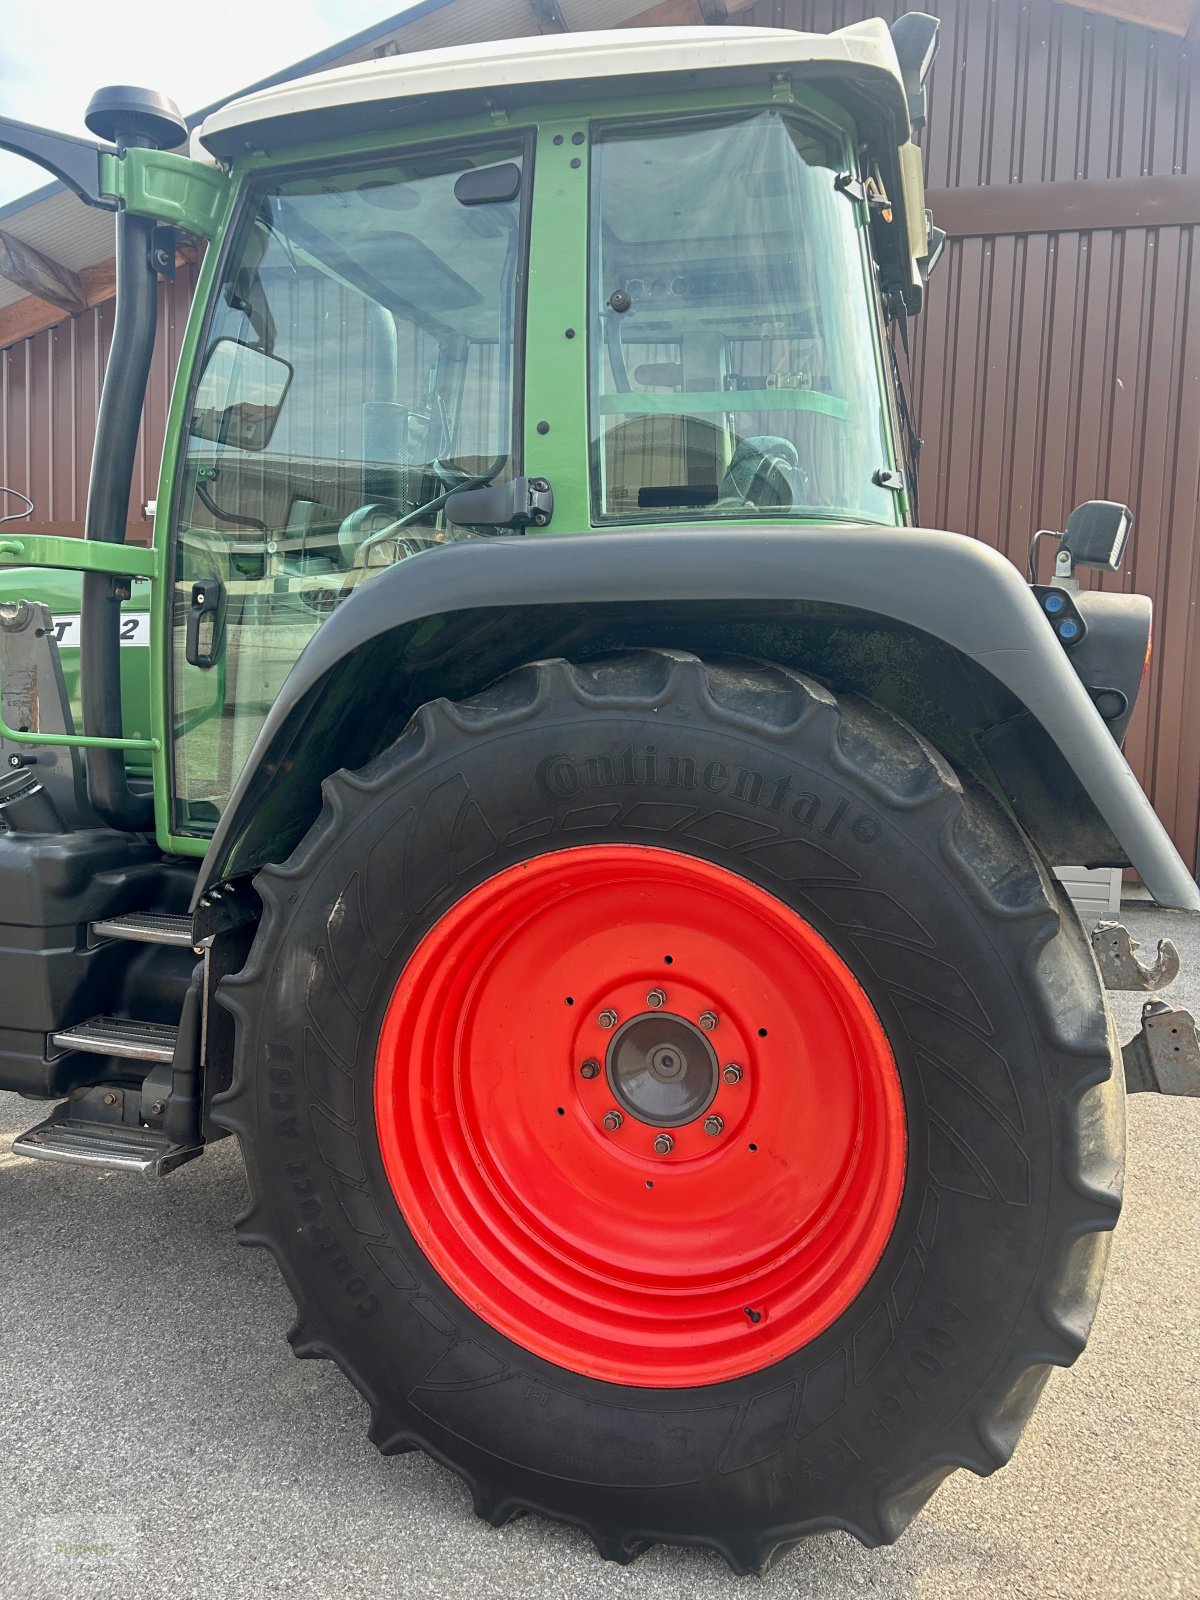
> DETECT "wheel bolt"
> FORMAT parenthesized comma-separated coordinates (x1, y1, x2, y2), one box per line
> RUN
(653, 1132, 675, 1155)
(646, 988, 666, 1009)
(598, 1008, 619, 1029)
(699, 1010, 718, 1031)
(602, 1109, 623, 1131)
(580, 1058, 600, 1079)
(704, 1115, 724, 1137)
(722, 1063, 743, 1085)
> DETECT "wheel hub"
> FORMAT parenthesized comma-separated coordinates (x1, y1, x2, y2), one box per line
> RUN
(606, 1012, 718, 1127)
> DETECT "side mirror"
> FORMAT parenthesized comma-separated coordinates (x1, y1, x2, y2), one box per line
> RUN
(890, 13, 940, 131)
(1062, 500, 1133, 572)
(190, 339, 293, 452)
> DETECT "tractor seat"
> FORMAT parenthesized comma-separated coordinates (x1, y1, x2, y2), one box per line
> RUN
(717, 436, 799, 510)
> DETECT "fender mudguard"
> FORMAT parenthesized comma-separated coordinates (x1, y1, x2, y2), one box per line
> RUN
(193, 526, 1200, 912)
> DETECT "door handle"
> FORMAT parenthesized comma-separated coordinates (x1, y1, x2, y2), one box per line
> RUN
(185, 578, 224, 669)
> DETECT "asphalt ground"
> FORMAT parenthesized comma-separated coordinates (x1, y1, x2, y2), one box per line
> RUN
(0, 904, 1197, 1600)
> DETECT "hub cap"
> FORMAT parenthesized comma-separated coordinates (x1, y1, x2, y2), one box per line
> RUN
(375, 845, 906, 1387)
(606, 1013, 719, 1127)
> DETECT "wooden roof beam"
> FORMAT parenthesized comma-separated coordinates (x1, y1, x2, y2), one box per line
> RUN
(0, 228, 86, 315)
(626, 0, 756, 25)
(0, 241, 200, 353)
(1059, 0, 1200, 35)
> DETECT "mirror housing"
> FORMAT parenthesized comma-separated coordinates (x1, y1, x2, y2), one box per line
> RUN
(890, 13, 941, 131)
(1062, 500, 1133, 572)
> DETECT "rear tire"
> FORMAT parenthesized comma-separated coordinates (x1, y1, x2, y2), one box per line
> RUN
(215, 651, 1124, 1572)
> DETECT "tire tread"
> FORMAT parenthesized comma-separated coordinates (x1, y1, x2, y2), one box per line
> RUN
(213, 651, 1123, 1573)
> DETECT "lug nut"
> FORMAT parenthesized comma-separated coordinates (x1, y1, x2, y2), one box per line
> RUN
(646, 988, 666, 1009)
(580, 1058, 600, 1079)
(602, 1109, 623, 1131)
(722, 1064, 743, 1085)
(704, 1115, 724, 1137)
(653, 1132, 675, 1155)
(598, 1008, 619, 1029)
(699, 1010, 718, 1031)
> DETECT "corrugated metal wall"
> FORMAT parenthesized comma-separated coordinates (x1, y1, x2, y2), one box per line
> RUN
(747, 0, 1200, 875)
(1, 0, 1197, 871)
(0, 263, 199, 542)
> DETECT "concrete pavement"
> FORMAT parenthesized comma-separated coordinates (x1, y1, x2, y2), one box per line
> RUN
(0, 905, 1197, 1599)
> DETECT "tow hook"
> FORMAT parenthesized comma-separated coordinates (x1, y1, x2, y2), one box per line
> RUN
(1092, 921, 1180, 991)
(1122, 1001, 1200, 1097)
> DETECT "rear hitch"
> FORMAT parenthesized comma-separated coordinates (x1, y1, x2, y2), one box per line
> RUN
(1092, 920, 1180, 991)
(1122, 1001, 1200, 1097)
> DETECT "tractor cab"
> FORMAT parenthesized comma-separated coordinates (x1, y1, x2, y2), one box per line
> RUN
(164, 23, 934, 833)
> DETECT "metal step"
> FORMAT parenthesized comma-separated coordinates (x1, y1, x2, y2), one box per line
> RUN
(50, 1016, 178, 1064)
(12, 1104, 199, 1177)
(90, 911, 196, 948)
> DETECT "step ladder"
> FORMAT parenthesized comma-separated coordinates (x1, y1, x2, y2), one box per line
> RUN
(11, 910, 202, 1177)
(12, 1099, 197, 1177)
(90, 911, 196, 949)
(49, 1016, 178, 1063)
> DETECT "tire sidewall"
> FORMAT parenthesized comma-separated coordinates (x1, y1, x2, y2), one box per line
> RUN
(234, 688, 1069, 1537)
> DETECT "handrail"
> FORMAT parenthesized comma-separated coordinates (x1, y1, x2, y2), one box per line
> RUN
(0, 537, 161, 754)
(0, 704, 159, 751)
(0, 533, 157, 576)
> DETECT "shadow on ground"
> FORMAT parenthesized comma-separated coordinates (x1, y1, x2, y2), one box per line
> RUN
(0, 908, 1196, 1600)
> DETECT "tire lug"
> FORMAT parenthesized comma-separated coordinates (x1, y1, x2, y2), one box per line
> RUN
(580, 1058, 600, 1079)
(722, 1063, 743, 1085)
(602, 1109, 623, 1131)
(646, 988, 666, 1009)
(699, 1010, 718, 1031)
(598, 1008, 619, 1029)
(653, 1132, 674, 1155)
(703, 1115, 724, 1137)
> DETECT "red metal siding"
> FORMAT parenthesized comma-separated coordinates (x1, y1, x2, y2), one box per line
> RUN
(0, 264, 199, 542)
(748, 0, 1200, 874)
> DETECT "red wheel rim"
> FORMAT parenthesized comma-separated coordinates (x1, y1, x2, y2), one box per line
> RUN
(375, 845, 906, 1387)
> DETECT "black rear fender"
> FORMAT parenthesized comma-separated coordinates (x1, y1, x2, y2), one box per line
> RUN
(193, 526, 1198, 914)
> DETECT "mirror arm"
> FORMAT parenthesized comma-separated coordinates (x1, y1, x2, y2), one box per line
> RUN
(0, 115, 116, 209)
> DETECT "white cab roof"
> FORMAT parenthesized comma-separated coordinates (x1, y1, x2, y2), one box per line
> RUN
(197, 23, 907, 155)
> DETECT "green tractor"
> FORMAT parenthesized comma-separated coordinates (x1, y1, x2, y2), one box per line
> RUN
(1, 14, 1196, 1572)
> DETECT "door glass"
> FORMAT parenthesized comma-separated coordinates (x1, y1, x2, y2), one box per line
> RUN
(589, 112, 896, 525)
(171, 142, 526, 834)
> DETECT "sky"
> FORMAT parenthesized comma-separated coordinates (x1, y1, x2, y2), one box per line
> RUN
(0, 0, 414, 208)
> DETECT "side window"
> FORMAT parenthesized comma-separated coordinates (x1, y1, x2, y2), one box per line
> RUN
(170, 143, 526, 834)
(589, 112, 897, 526)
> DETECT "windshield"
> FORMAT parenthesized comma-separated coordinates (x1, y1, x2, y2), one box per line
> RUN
(589, 111, 897, 525)
(170, 140, 526, 833)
